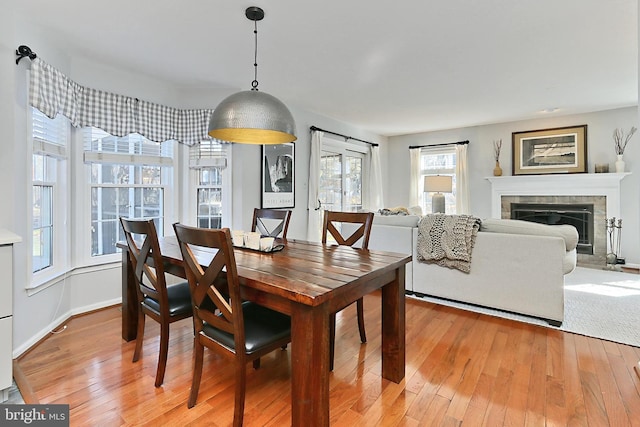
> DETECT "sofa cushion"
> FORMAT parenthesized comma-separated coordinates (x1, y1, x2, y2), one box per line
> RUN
(480, 218, 578, 252)
(407, 205, 423, 216)
(373, 214, 420, 227)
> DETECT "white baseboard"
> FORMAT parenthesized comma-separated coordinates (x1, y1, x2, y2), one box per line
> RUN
(12, 297, 122, 358)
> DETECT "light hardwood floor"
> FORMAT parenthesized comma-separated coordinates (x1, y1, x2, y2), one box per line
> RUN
(15, 293, 640, 426)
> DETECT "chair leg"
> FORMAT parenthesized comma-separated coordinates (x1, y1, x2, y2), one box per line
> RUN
(356, 298, 367, 343)
(155, 320, 170, 387)
(329, 312, 336, 371)
(253, 358, 261, 369)
(132, 310, 146, 363)
(188, 339, 204, 409)
(233, 359, 247, 427)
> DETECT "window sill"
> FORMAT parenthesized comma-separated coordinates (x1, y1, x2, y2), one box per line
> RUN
(27, 261, 121, 296)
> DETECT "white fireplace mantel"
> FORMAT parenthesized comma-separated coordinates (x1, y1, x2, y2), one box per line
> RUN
(486, 173, 630, 219)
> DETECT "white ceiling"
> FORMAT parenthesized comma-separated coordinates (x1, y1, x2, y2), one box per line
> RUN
(12, 0, 639, 137)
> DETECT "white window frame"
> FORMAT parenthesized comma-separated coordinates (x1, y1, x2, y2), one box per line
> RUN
(32, 162, 54, 272)
(185, 140, 233, 229)
(28, 107, 71, 289)
(419, 146, 457, 214)
(320, 136, 369, 212)
(75, 128, 178, 266)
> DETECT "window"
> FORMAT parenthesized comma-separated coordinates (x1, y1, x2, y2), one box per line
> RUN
(319, 145, 366, 213)
(316, 138, 369, 243)
(189, 140, 231, 229)
(30, 107, 69, 278)
(84, 128, 174, 257)
(419, 146, 457, 214)
(32, 155, 54, 272)
(197, 168, 223, 228)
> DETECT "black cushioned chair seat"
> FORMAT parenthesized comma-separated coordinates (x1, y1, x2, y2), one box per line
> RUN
(202, 302, 291, 354)
(143, 281, 192, 317)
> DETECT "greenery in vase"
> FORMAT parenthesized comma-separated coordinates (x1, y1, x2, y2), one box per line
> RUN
(613, 126, 636, 155)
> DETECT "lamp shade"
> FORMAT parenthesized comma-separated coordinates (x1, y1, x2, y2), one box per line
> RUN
(424, 175, 452, 193)
(208, 90, 297, 144)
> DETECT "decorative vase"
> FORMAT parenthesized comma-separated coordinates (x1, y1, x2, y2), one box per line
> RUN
(493, 161, 503, 176)
(615, 154, 625, 173)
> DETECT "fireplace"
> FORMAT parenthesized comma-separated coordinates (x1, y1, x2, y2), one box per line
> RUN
(487, 174, 629, 267)
(511, 203, 594, 254)
(501, 195, 606, 266)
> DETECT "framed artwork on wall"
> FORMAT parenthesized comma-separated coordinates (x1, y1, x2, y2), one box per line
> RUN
(261, 142, 295, 208)
(512, 125, 588, 175)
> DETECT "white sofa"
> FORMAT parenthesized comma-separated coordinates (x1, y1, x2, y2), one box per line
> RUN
(365, 215, 578, 326)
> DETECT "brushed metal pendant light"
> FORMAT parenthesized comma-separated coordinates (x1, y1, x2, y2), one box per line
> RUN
(208, 6, 297, 144)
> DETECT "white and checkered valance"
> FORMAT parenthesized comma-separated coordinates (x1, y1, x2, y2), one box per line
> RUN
(29, 57, 213, 146)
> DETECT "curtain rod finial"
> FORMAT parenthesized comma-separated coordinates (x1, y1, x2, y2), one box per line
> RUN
(16, 45, 37, 65)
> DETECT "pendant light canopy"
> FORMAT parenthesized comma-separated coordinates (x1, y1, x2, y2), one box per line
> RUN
(209, 6, 297, 144)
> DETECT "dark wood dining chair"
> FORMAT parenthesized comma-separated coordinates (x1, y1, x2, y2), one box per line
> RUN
(173, 224, 291, 425)
(251, 208, 292, 238)
(119, 217, 193, 387)
(321, 210, 374, 370)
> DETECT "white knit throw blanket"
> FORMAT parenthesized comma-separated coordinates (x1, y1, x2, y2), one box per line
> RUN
(416, 214, 481, 273)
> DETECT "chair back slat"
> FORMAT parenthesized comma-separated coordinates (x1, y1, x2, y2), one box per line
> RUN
(173, 224, 244, 342)
(322, 211, 374, 249)
(251, 208, 292, 238)
(120, 218, 168, 312)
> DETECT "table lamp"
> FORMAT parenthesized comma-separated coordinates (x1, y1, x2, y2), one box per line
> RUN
(424, 175, 452, 213)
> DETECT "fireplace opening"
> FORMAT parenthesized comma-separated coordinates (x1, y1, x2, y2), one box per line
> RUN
(511, 203, 594, 255)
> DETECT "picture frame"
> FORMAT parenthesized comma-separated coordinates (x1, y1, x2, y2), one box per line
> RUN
(512, 125, 588, 175)
(261, 142, 295, 208)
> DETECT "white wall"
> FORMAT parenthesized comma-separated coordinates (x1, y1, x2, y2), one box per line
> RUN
(387, 106, 640, 263)
(1, 7, 17, 232)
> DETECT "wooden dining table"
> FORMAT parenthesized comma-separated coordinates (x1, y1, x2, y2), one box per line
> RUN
(118, 237, 411, 426)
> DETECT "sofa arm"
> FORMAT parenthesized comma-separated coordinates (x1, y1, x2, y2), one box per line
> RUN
(480, 218, 578, 252)
(368, 224, 414, 291)
(412, 229, 566, 322)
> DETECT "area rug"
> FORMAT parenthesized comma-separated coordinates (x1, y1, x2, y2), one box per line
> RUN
(409, 266, 640, 348)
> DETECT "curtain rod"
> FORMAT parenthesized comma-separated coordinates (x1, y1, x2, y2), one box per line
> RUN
(408, 140, 469, 149)
(310, 126, 379, 147)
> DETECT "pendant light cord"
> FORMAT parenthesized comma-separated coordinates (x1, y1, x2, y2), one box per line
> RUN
(252, 19, 259, 91)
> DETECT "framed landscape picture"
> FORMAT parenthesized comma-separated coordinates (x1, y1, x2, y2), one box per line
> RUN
(261, 142, 295, 208)
(512, 125, 588, 175)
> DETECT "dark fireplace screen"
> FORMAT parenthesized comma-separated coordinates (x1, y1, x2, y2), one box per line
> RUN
(511, 203, 594, 254)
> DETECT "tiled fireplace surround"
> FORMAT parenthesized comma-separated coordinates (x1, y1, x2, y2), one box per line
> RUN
(487, 173, 629, 267)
